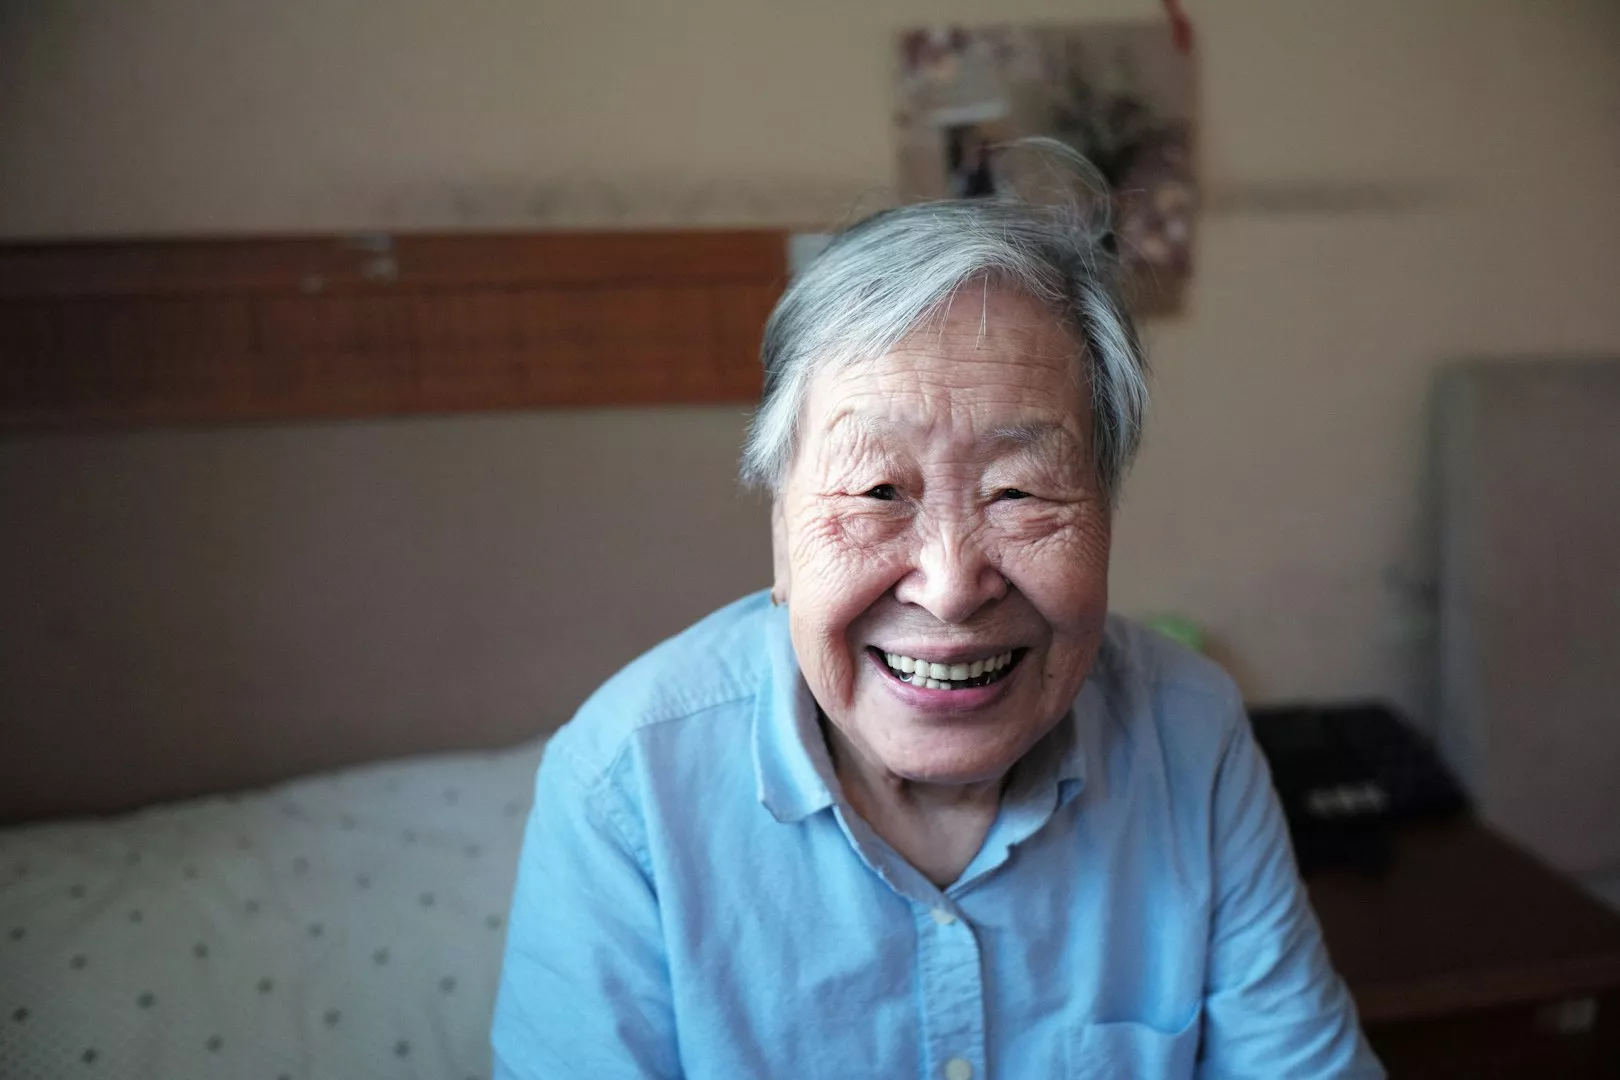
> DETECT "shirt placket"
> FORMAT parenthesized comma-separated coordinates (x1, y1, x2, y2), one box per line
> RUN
(915, 899, 987, 1080)
(820, 716, 1080, 1080)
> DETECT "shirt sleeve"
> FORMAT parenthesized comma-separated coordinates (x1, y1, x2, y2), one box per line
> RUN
(491, 737, 681, 1080)
(1197, 702, 1386, 1079)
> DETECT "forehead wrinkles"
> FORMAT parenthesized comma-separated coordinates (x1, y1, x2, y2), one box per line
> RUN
(885, 297, 1085, 411)
(912, 280, 1079, 361)
(795, 287, 1088, 479)
(811, 402, 1084, 483)
(844, 350, 1081, 440)
(903, 323, 1074, 370)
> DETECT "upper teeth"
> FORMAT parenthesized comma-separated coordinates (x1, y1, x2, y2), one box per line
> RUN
(882, 651, 1014, 686)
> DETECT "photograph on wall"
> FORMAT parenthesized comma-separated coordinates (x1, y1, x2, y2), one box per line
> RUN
(895, 21, 1198, 313)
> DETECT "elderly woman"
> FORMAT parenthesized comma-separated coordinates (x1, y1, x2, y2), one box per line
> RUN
(491, 184, 1381, 1078)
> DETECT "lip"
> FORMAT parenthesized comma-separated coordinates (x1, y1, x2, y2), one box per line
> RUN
(867, 648, 1024, 712)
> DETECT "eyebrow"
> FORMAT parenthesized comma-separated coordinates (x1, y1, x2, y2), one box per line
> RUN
(814, 410, 879, 457)
(985, 421, 1082, 457)
(823, 410, 889, 441)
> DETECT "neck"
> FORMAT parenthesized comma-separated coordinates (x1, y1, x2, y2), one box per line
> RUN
(829, 731, 1005, 815)
(819, 714, 1006, 887)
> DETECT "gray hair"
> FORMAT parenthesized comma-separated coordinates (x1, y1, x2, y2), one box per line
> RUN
(740, 160, 1149, 505)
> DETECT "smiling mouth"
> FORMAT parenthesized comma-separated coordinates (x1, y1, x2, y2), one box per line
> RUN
(870, 647, 1027, 691)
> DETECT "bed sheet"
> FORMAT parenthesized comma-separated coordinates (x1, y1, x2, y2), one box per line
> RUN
(0, 738, 545, 1080)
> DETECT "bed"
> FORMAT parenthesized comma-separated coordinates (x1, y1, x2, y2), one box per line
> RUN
(0, 228, 783, 1078)
(1, 738, 544, 1080)
(0, 226, 784, 1075)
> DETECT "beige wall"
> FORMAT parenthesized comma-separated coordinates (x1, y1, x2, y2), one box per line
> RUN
(3, 0, 1619, 745)
(0, 409, 773, 818)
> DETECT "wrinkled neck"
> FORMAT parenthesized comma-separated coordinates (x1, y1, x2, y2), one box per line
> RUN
(819, 712, 1005, 887)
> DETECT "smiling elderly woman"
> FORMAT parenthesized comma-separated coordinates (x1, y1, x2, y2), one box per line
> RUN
(491, 189, 1382, 1078)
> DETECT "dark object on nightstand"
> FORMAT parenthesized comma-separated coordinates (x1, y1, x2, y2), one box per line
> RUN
(1248, 701, 1468, 876)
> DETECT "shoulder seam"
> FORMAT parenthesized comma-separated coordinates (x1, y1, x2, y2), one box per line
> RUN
(593, 752, 655, 879)
(577, 683, 760, 792)
(576, 688, 760, 877)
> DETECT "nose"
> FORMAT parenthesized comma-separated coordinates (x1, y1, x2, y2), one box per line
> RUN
(892, 524, 1007, 625)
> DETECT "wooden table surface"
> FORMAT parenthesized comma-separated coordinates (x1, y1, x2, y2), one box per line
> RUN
(1308, 817, 1620, 1026)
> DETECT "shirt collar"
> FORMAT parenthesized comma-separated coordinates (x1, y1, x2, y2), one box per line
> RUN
(1053, 677, 1096, 792)
(753, 600, 838, 823)
(1053, 687, 1093, 820)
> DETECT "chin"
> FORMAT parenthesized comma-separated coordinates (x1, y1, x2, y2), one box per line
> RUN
(867, 716, 1034, 786)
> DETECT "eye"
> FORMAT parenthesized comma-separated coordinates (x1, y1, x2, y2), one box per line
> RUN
(862, 484, 899, 501)
(999, 488, 1032, 501)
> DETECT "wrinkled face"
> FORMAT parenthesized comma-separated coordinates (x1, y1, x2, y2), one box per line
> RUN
(775, 287, 1112, 786)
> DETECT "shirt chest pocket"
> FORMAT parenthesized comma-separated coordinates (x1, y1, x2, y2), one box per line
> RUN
(1068, 1008, 1202, 1080)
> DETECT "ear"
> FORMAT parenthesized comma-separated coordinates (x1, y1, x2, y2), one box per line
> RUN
(769, 497, 790, 606)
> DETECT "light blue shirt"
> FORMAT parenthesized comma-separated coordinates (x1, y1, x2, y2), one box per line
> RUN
(492, 592, 1382, 1078)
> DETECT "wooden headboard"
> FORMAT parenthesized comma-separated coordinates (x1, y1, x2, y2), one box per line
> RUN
(0, 229, 787, 427)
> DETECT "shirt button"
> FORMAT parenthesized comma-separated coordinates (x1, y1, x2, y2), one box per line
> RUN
(944, 1058, 973, 1080)
(930, 908, 957, 926)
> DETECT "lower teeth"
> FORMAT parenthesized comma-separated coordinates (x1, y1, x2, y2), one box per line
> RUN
(897, 668, 1000, 690)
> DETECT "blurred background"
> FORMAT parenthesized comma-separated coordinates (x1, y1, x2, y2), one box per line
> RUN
(2, 2, 1618, 1077)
